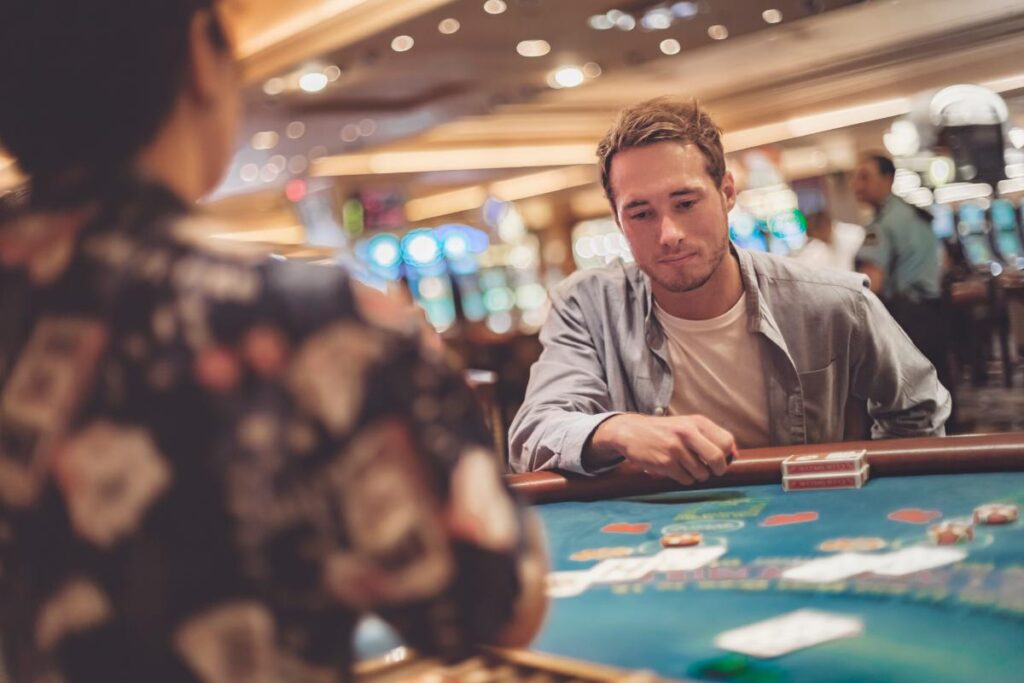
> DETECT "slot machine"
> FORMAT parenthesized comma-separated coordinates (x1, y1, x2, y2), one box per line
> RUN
(956, 202, 998, 271)
(990, 198, 1024, 269)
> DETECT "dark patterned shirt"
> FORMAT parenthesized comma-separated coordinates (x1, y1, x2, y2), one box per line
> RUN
(0, 177, 527, 683)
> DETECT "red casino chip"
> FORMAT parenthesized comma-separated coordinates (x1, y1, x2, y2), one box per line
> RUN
(972, 503, 1019, 525)
(660, 532, 702, 548)
(927, 520, 974, 545)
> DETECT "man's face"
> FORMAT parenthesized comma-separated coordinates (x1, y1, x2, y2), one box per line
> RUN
(852, 160, 892, 206)
(610, 142, 735, 294)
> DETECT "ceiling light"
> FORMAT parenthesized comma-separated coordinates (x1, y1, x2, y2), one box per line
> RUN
(358, 119, 377, 136)
(672, 2, 699, 18)
(239, 163, 259, 182)
(517, 40, 551, 57)
(341, 124, 360, 142)
(438, 18, 461, 34)
(323, 65, 342, 81)
(286, 121, 306, 139)
(708, 24, 728, 40)
(615, 14, 637, 31)
(550, 66, 585, 89)
(251, 131, 279, 151)
(262, 78, 284, 96)
(298, 72, 329, 93)
(589, 14, 614, 30)
(391, 35, 414, 52)
(582, 62, 603, 78)
(641, 9, 673, 30)
(762, 9, 783, 24)
(483, 0, 507, 15)
(660, 39, 681, 55)
(288, 156, 308, 175)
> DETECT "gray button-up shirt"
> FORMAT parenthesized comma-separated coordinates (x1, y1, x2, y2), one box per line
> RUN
(509, 247, 951, 474)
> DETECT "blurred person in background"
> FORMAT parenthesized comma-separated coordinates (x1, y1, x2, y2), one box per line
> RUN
(791, 210, 864, 272)
(853, 153, 957, 429)
(0, 2, 546, 681)
(510, 98, 950, 484)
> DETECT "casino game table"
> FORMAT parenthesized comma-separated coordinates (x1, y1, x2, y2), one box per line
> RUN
(507, 433, 1024, 683)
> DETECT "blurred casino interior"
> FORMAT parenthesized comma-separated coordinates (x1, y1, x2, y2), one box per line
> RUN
(3, 0, 1024, 440)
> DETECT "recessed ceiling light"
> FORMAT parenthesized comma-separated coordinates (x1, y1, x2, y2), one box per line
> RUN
(341, 124, 360, 142)
(615, 14, 637, 31)
(359, 119, 378, 136)
(262, 78, 284, 96)
(588, 14, 614, 30)
(660, 39, 681, 55)
(438, 18, 461, 34)
(642, 9, 673, 30)
(483, 0, 507, 15)
(762, 9, 783, 24)
(240, 163, 259, 182)
(708, 24, 729, 40)
(324, 65, 342, 81)
(549, 66, 585, 89)
(517, 40, 551, 57)
(251, 131, 279, 151)
(672, 2, 699, 19)
(298, 72, 329, 92)
(391, 35, 414, 52)
(582, 62, 602, 78)
(286, 121, 306, 139)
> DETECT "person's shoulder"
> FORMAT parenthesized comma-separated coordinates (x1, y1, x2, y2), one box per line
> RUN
(746, 249, 868, 296)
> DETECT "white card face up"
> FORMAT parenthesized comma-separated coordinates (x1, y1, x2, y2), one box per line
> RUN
(869, 546, 967, 577)
(714, 609, 864, 658)
(781, 553, 883, 583)
(545, 571, 592, 598)
(587, 557, 658, 584)
(653, 546, 727, 572)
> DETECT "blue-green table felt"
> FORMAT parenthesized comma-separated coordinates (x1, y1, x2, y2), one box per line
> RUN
(533, 472, 1024, 683)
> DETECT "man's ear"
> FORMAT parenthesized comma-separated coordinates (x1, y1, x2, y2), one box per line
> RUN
(721, 170, 737, 212)
(185, 10, 223, 105)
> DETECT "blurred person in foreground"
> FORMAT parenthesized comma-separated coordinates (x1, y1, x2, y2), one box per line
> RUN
(510, 98, 950, 483)
(853, 154, 957, 428)
(0, 2, 546, 681)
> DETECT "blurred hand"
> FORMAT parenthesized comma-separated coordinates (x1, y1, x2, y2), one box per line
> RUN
(588, 413, 736, 485)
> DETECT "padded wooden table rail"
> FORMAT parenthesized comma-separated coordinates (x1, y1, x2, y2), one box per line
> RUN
(506, 432, 1024, 503)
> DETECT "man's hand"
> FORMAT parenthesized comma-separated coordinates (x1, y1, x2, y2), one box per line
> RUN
(586, 413, 736, 485)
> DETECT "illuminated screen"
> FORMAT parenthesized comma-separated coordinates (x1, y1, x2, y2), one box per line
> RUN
(932, 204, 955, 239)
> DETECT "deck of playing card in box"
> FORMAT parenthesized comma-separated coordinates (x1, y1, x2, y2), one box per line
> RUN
(782, 449, 869, 491)
(782, 449, 867, 476)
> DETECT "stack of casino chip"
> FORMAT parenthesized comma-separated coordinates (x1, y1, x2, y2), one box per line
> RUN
(780, 449, 868, 491)
(973, 502, 1019, 525)
(927, 519, 974, 545)
(660, 532, 702, 548)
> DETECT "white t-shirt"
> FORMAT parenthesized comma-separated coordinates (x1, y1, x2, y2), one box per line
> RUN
(654, 295, 770, 448)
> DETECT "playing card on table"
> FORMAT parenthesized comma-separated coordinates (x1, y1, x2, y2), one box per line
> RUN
(714, 609, 864, 658)
(870, 546, 967, 577)
(653, 546, 727, 572)
(781, 552, 883, 583)
(588, 556, 658, 584)
(545, 571, 592, 598)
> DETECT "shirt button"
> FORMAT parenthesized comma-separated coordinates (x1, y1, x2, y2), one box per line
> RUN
(654, 406, 667, 416)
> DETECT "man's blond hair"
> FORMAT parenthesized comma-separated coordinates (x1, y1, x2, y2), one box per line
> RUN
(597, 97, 726, 211)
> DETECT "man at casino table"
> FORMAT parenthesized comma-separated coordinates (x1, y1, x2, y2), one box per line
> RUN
(509, 97, 951, 483)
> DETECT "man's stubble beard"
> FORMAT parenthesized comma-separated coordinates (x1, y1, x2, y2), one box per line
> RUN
(650, 228, 730, 294)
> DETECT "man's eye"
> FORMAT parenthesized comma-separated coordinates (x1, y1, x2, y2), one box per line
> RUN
(677, 200, 696, 210)
(630, 211, 651, 220)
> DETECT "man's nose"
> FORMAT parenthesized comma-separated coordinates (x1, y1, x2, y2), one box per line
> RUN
(659, 215, 686, 248)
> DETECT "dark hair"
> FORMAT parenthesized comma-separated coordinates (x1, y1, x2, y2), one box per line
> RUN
(0, 0, 228, 185)
(866, 154, 896, 179)
(597, 97, 725, 211)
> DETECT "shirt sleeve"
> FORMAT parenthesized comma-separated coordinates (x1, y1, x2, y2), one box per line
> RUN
(855, 218, 893, 271)
(507, 283, 623, 475)
(849, 282, 951, 438)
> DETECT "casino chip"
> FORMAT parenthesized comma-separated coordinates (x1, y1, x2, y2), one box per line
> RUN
(927, 520, 974, 545)
(973, 503, 1019, 525)
(661, 532, 702, 548)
